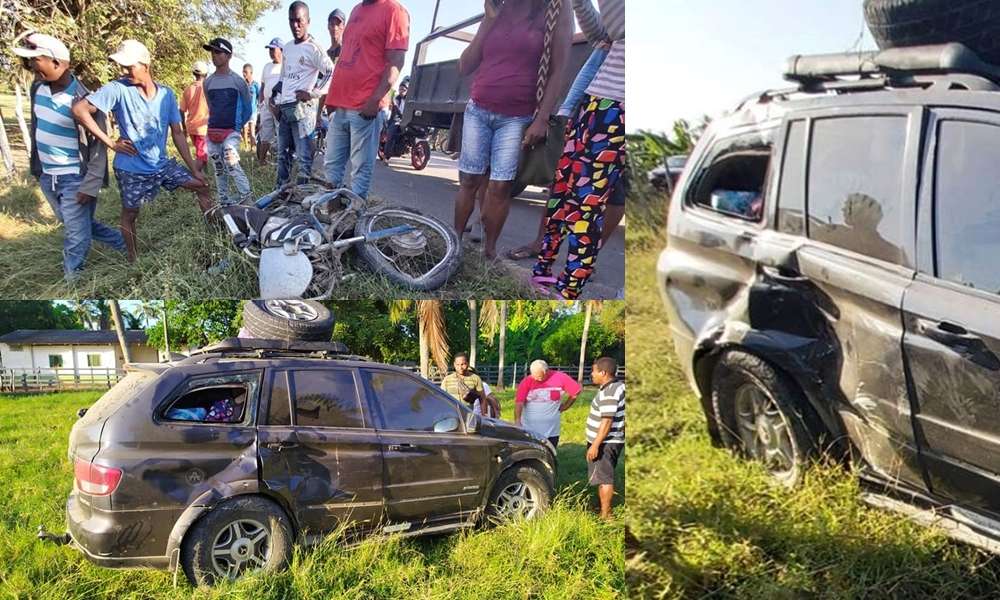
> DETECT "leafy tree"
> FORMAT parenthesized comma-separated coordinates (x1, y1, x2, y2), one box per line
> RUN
(540, 311, 622, 365)
(145, 300, 242, 350)
(3, 0, 280, 92)
(0, 301, 81, 336)
(327, 300, 417, 363)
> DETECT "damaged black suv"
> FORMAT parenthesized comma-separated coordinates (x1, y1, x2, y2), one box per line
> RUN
(660, 43, 1000, 550)
(53, 337, 556, 586)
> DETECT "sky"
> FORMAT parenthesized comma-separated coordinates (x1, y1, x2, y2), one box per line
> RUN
(229, 0, 877, 134)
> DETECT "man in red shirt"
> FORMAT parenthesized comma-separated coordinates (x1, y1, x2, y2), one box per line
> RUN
(322, 0, 409, 199)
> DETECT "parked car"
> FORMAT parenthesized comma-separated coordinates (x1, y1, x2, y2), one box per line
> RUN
(48, 336, 556, 586)
(659, 43, 1000, 551)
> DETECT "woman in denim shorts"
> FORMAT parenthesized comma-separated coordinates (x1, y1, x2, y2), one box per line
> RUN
(453, 0, 572, 259)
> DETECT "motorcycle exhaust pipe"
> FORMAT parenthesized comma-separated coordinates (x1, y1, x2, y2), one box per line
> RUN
(37, 525, 71, 546)
(221, 212, 247, 248)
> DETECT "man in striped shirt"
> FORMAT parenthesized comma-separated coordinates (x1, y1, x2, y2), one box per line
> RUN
(587, 356, 624, 519)
(15, 33, 126, 281)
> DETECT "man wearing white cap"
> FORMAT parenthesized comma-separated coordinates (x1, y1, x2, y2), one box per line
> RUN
(179, 61, 211, 172)
(72, 39, 212, 263)
(14, 32, 127, 281)
(257, 37, 283, 165)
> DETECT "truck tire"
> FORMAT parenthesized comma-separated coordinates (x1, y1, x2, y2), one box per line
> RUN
(242, 299, 334, 341)
(864, 0, 1000, 64)
(181, 496, 293, 586)
(711, 350, 819, 488)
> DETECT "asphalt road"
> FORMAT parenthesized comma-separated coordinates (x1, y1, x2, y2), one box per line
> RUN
(365, 152, 625, 299)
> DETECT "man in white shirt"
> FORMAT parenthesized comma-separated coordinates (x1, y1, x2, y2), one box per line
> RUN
(274, 0, 334, 187)
(257, 37, 283, 165)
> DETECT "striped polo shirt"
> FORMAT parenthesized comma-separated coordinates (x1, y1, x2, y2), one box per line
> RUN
(573, 0, 625, 104)
(34, 78, 82, 176)
(586, 379, 625, 444)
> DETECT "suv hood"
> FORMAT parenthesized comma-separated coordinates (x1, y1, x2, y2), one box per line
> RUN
(478, 418, 548, 445)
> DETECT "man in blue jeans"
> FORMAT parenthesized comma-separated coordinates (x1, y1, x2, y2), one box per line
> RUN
(274, 1, 334, 186)
(322, 0, 410, 199)
(15, 32, 126, 281)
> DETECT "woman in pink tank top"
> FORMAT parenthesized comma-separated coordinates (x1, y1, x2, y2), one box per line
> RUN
(452, 0, 573, 260)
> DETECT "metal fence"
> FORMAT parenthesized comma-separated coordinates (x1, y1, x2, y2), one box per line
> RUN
(0, 368, 125, 393)
(0, 362, 625, 394)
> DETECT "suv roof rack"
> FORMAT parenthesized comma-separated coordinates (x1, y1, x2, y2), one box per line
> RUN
(183, 338, 369, 363)
(770, 43, 1000, 99)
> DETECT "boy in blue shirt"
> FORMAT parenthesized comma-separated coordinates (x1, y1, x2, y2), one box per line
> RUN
(242, 63, 261, 153)
(14, 32, 126, 281)
(72, 40, 211, 262)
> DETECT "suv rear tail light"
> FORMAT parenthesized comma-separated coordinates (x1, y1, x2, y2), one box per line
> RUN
(74, 459, 122, 496)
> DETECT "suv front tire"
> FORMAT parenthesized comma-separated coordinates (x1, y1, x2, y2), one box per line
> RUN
(485, 465, 553, 524)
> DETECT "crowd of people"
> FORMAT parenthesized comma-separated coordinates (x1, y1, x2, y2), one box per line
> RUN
(440, 353, 625, 519)
(15, 0, 625, 299)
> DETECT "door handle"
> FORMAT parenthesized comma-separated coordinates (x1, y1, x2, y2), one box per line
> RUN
(916, 319, 981, 348)
(761, 265, 808, 283)
(264, 441, 299, 452)
(388, 443, 418, 452)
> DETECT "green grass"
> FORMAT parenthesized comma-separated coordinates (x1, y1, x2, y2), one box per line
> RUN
(0, 387, 623, 599)
(624, 194, 1000, 598)
(0, 92, 535, 300)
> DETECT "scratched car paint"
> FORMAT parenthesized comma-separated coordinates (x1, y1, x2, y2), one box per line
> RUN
(57, 339, 557, 585)
(659, 44, 1000, 552)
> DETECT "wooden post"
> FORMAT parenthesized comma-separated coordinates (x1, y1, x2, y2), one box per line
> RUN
(497, 301, 507, 389)
(14, 84, 32, 156)
(0, 108, 15, 176)
(578, 302, 593, 384)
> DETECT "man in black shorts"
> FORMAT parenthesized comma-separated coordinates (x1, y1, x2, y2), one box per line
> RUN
(586, 356, 625, 519)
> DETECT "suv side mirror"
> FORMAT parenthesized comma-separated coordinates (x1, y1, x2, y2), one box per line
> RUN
(465, 412, 480, 434)
(433, 416, 460, 433)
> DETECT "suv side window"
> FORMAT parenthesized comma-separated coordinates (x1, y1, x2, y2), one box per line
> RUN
(265, 370, 291, 426)
(807, 116, 909, 265)
(360, 369, 461, 432)
(687, 131, 774, 222)
(934, 118, 1000, 292)
(162, 372, 259, 424)
(290, 369, 365, 429)
(777, 120, 807, 235)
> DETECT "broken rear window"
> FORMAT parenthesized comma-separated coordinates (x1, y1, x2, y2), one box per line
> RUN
(688, 130, 775, 222)
(162, 372, 259, 424)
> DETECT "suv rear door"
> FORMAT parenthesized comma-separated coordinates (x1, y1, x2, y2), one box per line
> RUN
(775, 106, 925, 490)
(257, 367, 385, 534)
(359, 368, 493, 530)
(902, 107, 1000, 515)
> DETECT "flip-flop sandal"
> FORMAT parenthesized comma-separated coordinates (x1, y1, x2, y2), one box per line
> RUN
(530, 275, 560, 297)
(506, 245, 540, 260)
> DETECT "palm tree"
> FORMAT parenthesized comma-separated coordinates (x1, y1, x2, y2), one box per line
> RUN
(467, 300, 478, 367)
(578, 301, 603, 384)
(109, 301, 132, 364)
(389, 300, 449, 379)
(497, 301, 508, 389)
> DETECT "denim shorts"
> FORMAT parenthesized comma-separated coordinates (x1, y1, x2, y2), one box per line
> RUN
(115, 159, 193, 210)
(459, 100, 533, 181)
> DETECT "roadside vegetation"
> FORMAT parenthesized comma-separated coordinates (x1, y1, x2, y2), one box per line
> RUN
(0, 388, 624, 599)
(0, 93, 535, 300)
(624, 131, 1000, 598)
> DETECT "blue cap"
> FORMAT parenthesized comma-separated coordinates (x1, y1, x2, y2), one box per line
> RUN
(265, 37, 282, 49)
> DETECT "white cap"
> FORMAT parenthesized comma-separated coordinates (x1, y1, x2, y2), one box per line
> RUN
(192, 60, 211, 75)
(109, 40, 151, 67)
(13, 33, 70, 62)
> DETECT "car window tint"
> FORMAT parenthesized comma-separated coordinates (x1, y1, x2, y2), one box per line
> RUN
(361, 369, 459, 432)
(266, 370, 291, 426)
(163, 372, 258, 424)
(777, 120, 807, 235)
(688, 132, 773, 222)
(291, 369, 364, 428)
(934, 119, 1000, 292)
(807, 116, 909, 265)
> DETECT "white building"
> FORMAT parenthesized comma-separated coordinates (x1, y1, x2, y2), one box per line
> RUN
(0, 329, 158, 382)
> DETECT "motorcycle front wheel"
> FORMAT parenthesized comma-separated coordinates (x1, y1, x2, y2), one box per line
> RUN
(354, 207, 461, 291)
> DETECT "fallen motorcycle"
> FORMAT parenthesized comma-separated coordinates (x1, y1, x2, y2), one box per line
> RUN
(218, 182, 461, 299)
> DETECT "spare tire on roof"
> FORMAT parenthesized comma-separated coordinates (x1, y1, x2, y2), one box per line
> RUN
(864, 0, 1000, 64)
(242, 299, 335, 342)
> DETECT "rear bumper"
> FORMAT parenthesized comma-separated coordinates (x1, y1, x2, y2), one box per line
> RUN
(66, 492, 172, 570)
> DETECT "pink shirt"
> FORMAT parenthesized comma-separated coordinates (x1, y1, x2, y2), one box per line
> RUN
(516, 370, 582, 405)
(470, 2, 546, 117)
